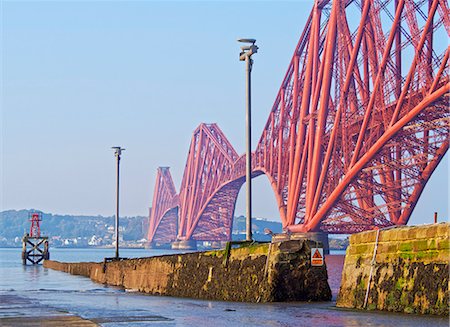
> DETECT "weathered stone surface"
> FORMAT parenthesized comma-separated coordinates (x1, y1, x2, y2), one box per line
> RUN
(337, 223, 449, 315)
(44, 240, 332, 303)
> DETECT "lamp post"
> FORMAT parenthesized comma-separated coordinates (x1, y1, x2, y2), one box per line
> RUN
(238, 38, 258, 242)
(112, 146, 125, 259)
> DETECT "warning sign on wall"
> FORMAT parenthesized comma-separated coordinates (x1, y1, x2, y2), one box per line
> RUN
(311, 248, 324, 266)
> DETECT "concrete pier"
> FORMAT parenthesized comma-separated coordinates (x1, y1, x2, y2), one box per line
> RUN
(272, 232, 330, 254)
(291, 232, 329, 254)
(171, 240, 197, 250)
(175, 240, 197, 250)
(0, 294, 98, 326)
(147, 241, 171, 249)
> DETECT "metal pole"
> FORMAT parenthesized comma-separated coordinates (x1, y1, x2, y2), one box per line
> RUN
(115, 152, 120, 259)
(245, 56, 253, 242)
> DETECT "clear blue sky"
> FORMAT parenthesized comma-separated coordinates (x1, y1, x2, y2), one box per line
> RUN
(1, 1, 448, 226)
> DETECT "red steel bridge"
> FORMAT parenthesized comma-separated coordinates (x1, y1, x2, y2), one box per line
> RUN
(148, 0, 449, 244)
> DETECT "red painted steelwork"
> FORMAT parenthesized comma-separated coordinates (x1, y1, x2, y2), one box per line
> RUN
(177, 124, 241, 241)
(148, 0, 449, 243)
(147, 167, 179, 244)
(29, 213, 42, 237)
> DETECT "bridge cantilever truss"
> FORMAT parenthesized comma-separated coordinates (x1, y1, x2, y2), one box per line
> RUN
(147, 167, 179, 243)
(148, 0, 449, 244)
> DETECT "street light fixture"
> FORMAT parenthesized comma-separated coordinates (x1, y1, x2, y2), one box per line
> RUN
(112, 146, 125, 259)
(238, 38, 258, 242)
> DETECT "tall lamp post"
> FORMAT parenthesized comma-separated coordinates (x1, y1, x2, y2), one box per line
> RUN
(238, 38, 258, 242)
(112, 146, 125, 259)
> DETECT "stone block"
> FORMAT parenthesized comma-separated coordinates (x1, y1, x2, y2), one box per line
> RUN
(379, 228, 399, 242)
(436, 237, 449, 251)
(376, 242, 398, 254)
(350, 230, 376, 245)
(412, 239, 430, 252)
(375, 253, 391, 264)
(412, 225, 437, 239)
(437, 224, 449, 238)
(398, 241, 413, 252)
(348, 233, 359, 245)
(424, 225, 439, 238)
(427, 239, 437, 250)
(342, 254, 359, 266)
(405, 227, 418, 240)
(387, 242, 399, 253)
(349, 243, 374, 256)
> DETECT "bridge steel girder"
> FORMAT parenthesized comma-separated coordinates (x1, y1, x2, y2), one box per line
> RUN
(147, 167, 179, 243)
(177, 123, 240, 241)
(148, 0, 449, 241)
(257, 0, 449, 233)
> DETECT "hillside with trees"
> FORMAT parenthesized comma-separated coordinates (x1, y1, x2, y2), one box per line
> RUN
(0, 210, 348, 249)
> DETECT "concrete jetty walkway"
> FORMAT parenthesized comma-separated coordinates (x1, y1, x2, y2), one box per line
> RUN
(0, 294, 98, 326)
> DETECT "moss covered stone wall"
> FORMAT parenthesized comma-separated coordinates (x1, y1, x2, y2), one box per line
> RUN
(44, 240, 331, 302)
(337, 223, 449, 315)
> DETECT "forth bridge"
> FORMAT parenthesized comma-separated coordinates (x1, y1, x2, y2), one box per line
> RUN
(147, 0, 449, 248)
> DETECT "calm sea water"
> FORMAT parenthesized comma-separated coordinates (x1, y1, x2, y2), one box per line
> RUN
(0, 248, 447, 326)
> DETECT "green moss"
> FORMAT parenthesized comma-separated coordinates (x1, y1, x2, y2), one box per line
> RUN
(386, 292, 396, 306)
(416, 250, 439, 260)
(204, 250, 223, 257)
(438, 239, 450, 250)
(434, 298, 448, 313)
(428, 239, 437, 250)
(355, 244, 370, 255)
(395, 277, 406, 291)
(245, 243, 269, 254)
(413, 239, 429, 252)
(400, 291, 409, 306)
(367, 303, 377, 310)
(415, 251, 427, 259)
(399, 242, 413, 252)
(358, 277, 365, 290)
(404, 306, 415, 314)
(400, 252, 414, 260)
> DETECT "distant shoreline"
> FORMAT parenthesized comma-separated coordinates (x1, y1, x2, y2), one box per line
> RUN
(0, 246, 148, 250)
(0, 246, 348, 251)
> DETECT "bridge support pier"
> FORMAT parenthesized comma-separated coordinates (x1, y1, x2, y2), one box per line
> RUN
(172, 240, 197, 250)
(291, 232, 329, 254)
(147, 242, 171, 249)
(210, 241, 225, 249)
(273, 232, 329, 254)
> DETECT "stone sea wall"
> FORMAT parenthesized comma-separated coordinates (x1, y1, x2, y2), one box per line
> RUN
(337, 223, 449, 315)
(45, 240, 331, 302)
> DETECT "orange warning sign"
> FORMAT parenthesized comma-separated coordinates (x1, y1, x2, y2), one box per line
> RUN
(311, 248, 324, 266)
